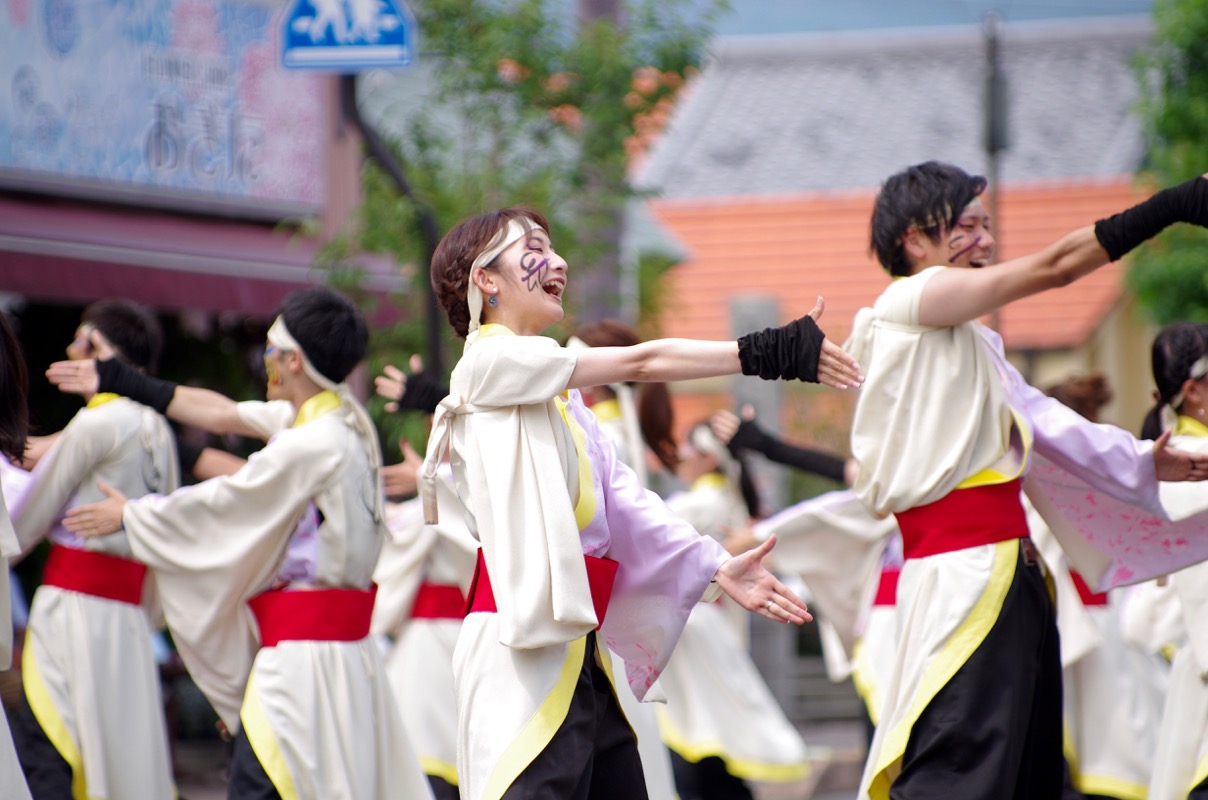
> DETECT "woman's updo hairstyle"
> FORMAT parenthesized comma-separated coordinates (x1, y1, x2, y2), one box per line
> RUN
(1141, 322, 1208, 439)
(431, 207, 550, 338)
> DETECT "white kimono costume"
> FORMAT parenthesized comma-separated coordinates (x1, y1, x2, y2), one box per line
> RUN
(656, 474, 810, 786)
(847, 267, 1208, 799)
(371, 470, 478, 791)
(423, 326, 730, 800)
(1028, 505, 1168, 800)
(0, 462, 32, 800)
(585, 397, 686, 800)
(749, 490, 898, 722)
(11, 396, 177, 800)
(120, 393, 432, 800)
(1147, 423, 1208, 800)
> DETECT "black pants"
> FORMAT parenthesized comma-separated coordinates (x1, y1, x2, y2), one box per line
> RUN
(227, 726, 281, 800)
(9, 690, 73, 799)
(428, 774, 459, 800)
(1191, 774, 1208, 799)
(502, 632, 648, 800)
(670, 751, 754, 800)
(891, 548, 1064, 800)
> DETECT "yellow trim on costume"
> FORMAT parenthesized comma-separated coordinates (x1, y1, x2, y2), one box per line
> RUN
(420, 756, 459, 787)
(1079, 774, 1148, 800)
(86, 392, 120, 409)
(655, 706, 811, 783)
(1063, 720, 1080, 784)
(482, 637, 587, 800)
(555, 397, 597, 531)
(850, 639, 884, 726)
(957, 410, 1033, 488)
(22, 640, 90, 800)
(240, 673, 300, 800)
(867, 539, 1018, 800)
(590, 398, 621, 423)
(292, 390, 341, 428)
(1175, 415, 1208, 439)
(1191, 749, 1208, 798)
(691, 473, 728, 493)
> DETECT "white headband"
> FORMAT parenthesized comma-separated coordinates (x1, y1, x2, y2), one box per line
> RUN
(268, 317, 337, 391)
(466, 219, 529, 335)
(267, 315, 384, 522)
(1169, 354, 1208, 416)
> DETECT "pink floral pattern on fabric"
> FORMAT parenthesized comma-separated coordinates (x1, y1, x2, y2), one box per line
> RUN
(1028, 454, 1208, 590)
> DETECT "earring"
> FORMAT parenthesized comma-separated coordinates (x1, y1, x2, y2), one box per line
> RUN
(487, 294, 498, 307)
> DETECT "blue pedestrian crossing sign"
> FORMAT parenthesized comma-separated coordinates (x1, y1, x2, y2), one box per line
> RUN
(282, 0, 415, 72)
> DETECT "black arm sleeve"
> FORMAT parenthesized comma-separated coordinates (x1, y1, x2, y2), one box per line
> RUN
(728, 419, 847, 482)
(737, 315, 824, 383)
(1094, 175, 1208, 262)
(394, 370, 449, 415)
(96, 358, 177, 415)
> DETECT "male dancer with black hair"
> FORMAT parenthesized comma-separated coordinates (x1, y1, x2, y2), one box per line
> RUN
(848, 163, 1208, 799)
(10, 299, 179, 799)
(46, 287, 433, 799)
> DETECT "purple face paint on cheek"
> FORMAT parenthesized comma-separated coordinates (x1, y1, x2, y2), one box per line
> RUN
(949, 234, 982, 262)
(520, 252, 551, 291)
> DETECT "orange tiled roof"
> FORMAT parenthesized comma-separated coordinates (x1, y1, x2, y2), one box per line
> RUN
(648, 178, 1143, 351)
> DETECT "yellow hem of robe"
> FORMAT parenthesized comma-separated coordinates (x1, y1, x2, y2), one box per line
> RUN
(22, 641, 90, 800)
(1190, 750, 1208, 797)
(420, 756, 459, 787)
(866, 539, 1017, 800)
(481, 636, 586, 800)
(656, 709, 811, 783)
(241, 672, 300, 800)
(1079, 775, 1147, 800)
(850, 638, 884, 726)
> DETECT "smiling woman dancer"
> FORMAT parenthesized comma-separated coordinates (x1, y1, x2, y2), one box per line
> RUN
(420, 206, 861, 800)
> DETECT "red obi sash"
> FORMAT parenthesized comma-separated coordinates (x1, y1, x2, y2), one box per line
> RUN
(465, 549, 619, 629)
(894, 479, 1028, 560)
(1069, 571, 1109, 607)
(873, 568, 900, 607)
(411, 582, 466, 620)
(248, 586, 376, 648)
(41, 544, 147, 606)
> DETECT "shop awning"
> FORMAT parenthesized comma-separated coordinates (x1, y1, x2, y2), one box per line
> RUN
(0, 196, 406, 320)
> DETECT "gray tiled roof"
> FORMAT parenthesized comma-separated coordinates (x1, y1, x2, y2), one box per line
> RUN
(636, 16, 1153, 197)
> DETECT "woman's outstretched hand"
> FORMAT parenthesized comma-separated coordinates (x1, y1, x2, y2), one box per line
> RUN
(1154, 430, 1208, 482)
(63, 481, 127, 538)
(714, 534, 812, 625)
(809, 298, 863, 390)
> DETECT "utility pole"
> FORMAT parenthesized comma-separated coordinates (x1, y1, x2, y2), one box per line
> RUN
(984, 11, 1008, 334)
(576, 0, 625, 323)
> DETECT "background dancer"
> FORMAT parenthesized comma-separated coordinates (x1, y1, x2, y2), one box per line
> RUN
(9, 300, 178, 800)
(46, 287, 434, 800)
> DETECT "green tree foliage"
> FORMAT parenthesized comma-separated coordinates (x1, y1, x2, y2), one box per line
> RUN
(1127, 0, 1208, 323)
(346, 0, 723, 458)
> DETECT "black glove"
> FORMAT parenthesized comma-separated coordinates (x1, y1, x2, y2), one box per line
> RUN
(728, 418, 846, 483)
(1094, 175, 1208, 262)
(737, 315, 824, 383)
(96, 358, 177, 415)
(394, 369, 448, 415)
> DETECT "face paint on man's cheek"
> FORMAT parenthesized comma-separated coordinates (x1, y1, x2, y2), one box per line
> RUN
(263, 347, 281, 386)
(948, 234, 982, 263)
